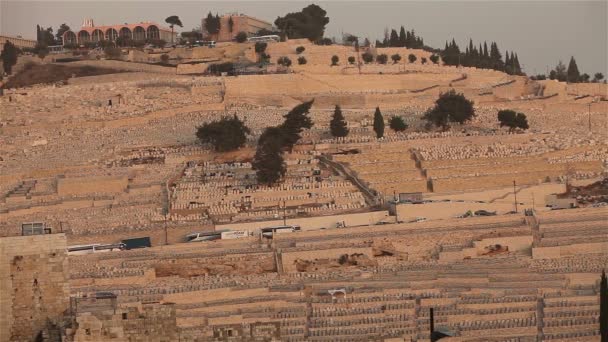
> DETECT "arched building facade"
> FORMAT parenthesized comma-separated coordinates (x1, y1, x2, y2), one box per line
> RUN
(63, 20, 176, 45)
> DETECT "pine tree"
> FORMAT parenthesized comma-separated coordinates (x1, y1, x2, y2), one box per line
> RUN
(567, 56, 581, 83)
(373, 107, 385, 138)
(389, 116, 408, 132)
(513, 54, 521, 74)
(601, 269, 607, 342)
(330, 105, 349, 137)
(253, 127, 286, 185)
(196, 115, 250, 152)
(279, 100, 314, 152)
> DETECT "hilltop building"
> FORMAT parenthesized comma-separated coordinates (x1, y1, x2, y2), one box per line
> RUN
(0, 35, 36, 53)
(61, 18, 177, 45)
(201, 13, 272, 42)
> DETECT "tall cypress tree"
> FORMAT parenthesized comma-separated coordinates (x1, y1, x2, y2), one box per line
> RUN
(601, 269, 607, 342)
(373, 107, 385, 138)
(279, 100, 314, 152)
(513, 54, 521, 75)
(330, 105, 349, 138)
(567, 56, 581, 83)
(399, 26, 407, 47)
(389, 29, 399, 47)
(253, 127, 286, 185)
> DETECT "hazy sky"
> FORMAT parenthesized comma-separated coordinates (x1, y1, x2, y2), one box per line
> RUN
(1, 1, 606, 75)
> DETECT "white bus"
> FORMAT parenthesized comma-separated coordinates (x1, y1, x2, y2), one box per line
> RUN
(186, 229, 229, 242)
(67, 243, 125, 255)
(247, 35, 280, 43)
(194, 40, 216, 48)
(260, 225, 301, 239)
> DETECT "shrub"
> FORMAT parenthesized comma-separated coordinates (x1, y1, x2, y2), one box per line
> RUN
(297, 56, 307, 65)
(421, 57, 427, 64)
(296, 46, 305, 54)
(277, 56, 292, 67)
(376, 54, 388, 64)
(254, 42, 267, 54)
(362, 52, 374, 64)
(348, 56, 356, 64)
(104, 46, 122, 60)
(391, 54, 401, 64)
(430, 54, 440, 64)
(235, 31, 248, 43)
(331, 55, 339, 66)
(196, 115, 250, 152)
(408, 54, 417, 63)
(389, 116, 408, 132)
(497, 110, 529, 132)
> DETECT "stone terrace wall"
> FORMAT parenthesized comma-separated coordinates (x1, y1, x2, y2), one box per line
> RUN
(0, 234, 69, 342)
(67, 60, 177, 74)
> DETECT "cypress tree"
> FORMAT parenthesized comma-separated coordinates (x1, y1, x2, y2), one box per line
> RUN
(601, 270, 607, 341)
(330, 105, 349, 138)
(399, 26, 406, 47)
(567, 56, 581, 83)
(1, 40, 19, 74)
(279, 100, 314, 152)
(513, 54, 521, 75)
(373, 107, 385, 138)
(389, 29, 399, 47)
(253, 127, 286, 185)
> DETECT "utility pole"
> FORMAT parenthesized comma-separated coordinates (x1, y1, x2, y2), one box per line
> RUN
(283, 200, 287, 226)
(513, 180, 518, 213)
(588, 102, 592, 132)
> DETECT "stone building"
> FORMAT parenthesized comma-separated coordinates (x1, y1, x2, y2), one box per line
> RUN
(0, 233, 69, 342)
(201, 13, 273, 42)
(70, 302, 178, 342)
(61, 18, 177, 45)
(0, 35, 37, 53)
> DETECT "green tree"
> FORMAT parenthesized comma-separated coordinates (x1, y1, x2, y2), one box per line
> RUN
(277, 56, 292, 67)
(391, 54, 401, 64)
(389, 116, 408, 132)
(389, 29, 399, 47)
(297, 56, 307, 65)
(423, 90, 475, 131)
(373, 107, 385, 138)
(430, 54, 440, 64)
(196, 115, 250, 152)
(56, 23, 70, 43)
(255, 42, 267, 54)
(601, 270, 607, 342)
(398, 26, 407, 47)
(567, 56, 580, 83)
(204, 12, 221, 37)
(362, 52, 374, 64)
(274, 4, 330, 41)
(330, 105, 349, 137)
(253, 126, 286, 185)
(1, 40, 19, 74)
(331, 55, 339, 66)
(296, 46, 305, 54)
(376, 54, 388, 64)
(551, 61, 567, 82)
(228, 17, 234, 32)
(279, 100, 314, 152)
(593, 72, 604, 83)
(235, 31, 248, 43)
(498, 110, 529, 132)
(165, 16, 183, 44)
(421, 57, 427, 64)
(104, 45, 122, 60)
(348, 56, 356, 64)
(34, 42, 49, 61)
(408, 53, 417, 63)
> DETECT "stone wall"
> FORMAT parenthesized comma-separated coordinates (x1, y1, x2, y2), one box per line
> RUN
(0, 234, 69, 342)
(57, 176, 128, 196)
